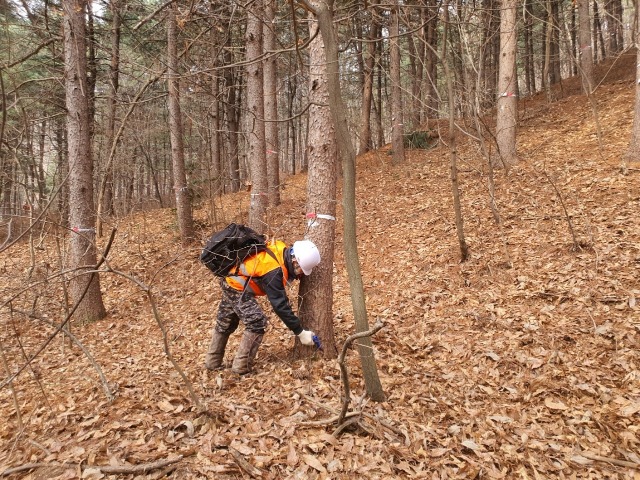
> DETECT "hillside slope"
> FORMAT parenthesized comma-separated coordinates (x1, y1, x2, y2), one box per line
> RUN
(0, 50, 638, 479)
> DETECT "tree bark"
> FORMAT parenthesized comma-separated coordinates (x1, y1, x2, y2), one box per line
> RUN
(523, 0, 535, 94)
(296, 13, 338, 360)
(442, 0, 469, 261)
(496, 0, 518, 166)
(223, 58, 240, 193)
(245, 1, 268, 232)
(63, 0, 106, 322)
(424, 0, 439, 120)
(605, 0, 624, 54)
(55, 119, 69, 227)
(209, 100, 222, 194)
(389, 1, 405, 165)
(624, 0, 640, 163)
(36, 120, 47, 207)
(549, 0, 561, 84)
(313, 0, 385, 402)
(102, 0, 122, 219)
(209, 10, 222, 197)
(578, 0, 594, 94)
(167, 3, 194, 245)
(593, 0, 606, 62)
(374, 44, 385, 148)
(264, 0, 280, 207)
(407, 8, 424, 130)
(543, 0, 553, 99)
(480, 0, 500, 108)
(358, 10, 378, 156)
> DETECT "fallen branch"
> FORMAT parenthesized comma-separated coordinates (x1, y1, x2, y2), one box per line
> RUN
(579, 452, 640, 469)
(97, 455, 185, 474)
(228, 447, 263, 478)
(303, 393, 409, 444)
(331, 415, 360, 437)
(0, 454, 186, 477)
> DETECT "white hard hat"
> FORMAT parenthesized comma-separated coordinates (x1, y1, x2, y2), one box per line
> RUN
(292, 240, 321, 275)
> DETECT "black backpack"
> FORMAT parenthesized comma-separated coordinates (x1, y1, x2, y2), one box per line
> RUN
(200, 223, 268, 277)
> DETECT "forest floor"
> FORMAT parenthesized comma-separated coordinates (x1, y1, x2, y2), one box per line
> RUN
(1, 49, 639, 479)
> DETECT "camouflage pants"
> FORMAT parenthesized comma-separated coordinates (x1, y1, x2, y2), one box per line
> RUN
(215, 279, 268, 335)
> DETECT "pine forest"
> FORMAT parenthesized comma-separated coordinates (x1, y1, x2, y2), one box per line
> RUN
(1, 0, 639, 477)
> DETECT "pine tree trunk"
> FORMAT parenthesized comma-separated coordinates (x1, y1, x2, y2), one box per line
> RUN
(37, 120, 47, 207)
(167, 3, 194, 245)
(55, 120, 69, 227)
(578, 0, 594, 94)
(0, 70, 8, 222)
(63, 0, 106, 322)
(0, 156, 12, 222)
(296, 12, 338, 360)
(389, 2, 405, 165)
(605, 0, 624, 53)
(543, 0, 553, 97)
(209, 69, 221, 196)
(209, 2, 221, 196)
(424, 0, 439, 119)
(523, 0, 532, 94)
(374, 50, 385, 148)
(245, 1, 268, 232)
(103, 0, 121, 218)
(550, 0, 561, 84)
(624, 1, 640, 162)
(406, 22, 422, 130)
(358, 12, 378, 156)
(224, 64, 240, 193)
(496, 0, 518, 166)
(442, 0, 469, 261)
(264, 0, 280, 207)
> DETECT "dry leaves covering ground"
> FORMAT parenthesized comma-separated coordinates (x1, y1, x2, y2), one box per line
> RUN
(1, 51, 639, 479)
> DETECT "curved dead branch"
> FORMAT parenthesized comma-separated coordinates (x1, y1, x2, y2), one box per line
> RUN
(337, 319, 385, 427)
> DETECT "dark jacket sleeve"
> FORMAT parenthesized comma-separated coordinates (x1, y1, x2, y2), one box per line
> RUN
(256, 269, 303, 335)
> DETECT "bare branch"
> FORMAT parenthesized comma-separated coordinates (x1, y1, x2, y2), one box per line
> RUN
(337, 319, 384, 426)
(0, 454, 188, 477)
(228, 447, 263, 478)
(133, 0, 178, 31)
(3, 38, 57, 69)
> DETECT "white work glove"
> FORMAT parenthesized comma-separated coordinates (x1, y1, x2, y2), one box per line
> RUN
(297, 329, 315, 346)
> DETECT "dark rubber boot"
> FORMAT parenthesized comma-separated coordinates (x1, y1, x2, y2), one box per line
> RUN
(231, 332, 264, 375)
(205, 330, 230, 370)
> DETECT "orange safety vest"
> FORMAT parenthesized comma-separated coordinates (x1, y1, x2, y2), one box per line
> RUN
(226, 240, 289, 295)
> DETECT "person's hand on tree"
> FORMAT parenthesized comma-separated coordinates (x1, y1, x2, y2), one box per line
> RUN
(297, 329, 315, 346)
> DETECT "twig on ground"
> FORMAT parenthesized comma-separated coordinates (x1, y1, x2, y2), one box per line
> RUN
(578, 452, 640, 469)
(228, 446, 263, 478)
(302, 393, 408, 442)
(0, 454, 187, 477)
(331, 415, 360, 437)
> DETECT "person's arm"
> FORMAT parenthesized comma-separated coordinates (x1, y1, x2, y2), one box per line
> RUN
(258, 270, 303, 335)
